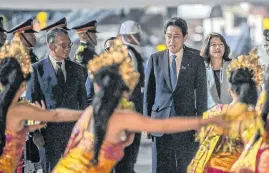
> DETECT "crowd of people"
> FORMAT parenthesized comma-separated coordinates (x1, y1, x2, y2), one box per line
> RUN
(0, 15, 268, 173)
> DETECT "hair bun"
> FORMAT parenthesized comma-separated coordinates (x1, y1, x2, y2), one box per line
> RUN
(229, 68, 254, 84)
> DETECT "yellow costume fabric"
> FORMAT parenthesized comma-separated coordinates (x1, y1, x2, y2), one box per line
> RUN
(53, 98, 133, 173)
(188, 104, 244, 173)
(230, 91, 268, 172)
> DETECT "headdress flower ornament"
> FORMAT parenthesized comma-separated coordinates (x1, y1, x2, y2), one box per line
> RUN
(87, 38, 139, 91)
(227, 48, 264, 86)
(0, 39, 32, 78)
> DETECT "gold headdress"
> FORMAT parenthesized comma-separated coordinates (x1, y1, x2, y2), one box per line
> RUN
(87, 38, 139, 91)
(227, 48, 264, 86)
(0, 39, 32, 77)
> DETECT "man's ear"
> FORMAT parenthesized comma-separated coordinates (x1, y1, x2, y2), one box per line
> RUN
(48, 43, 55, 51)
(183, 34, 188, 42)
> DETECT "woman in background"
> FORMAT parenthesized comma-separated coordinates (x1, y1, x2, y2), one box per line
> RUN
(201, 32, 232, 109)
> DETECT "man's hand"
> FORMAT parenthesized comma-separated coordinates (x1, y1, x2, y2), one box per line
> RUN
(32, 132, 45, 148)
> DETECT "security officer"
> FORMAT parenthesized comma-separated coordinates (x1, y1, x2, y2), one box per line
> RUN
(72, 20, 99, 68)
(72, 20, 99, 105)
(115, 20, 145, 173)
(8, 18, 39, 63)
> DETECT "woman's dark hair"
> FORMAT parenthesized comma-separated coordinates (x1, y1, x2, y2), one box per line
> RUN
(0, 57, 29, 156)
(91, 64, 129, 165)
(200, 32, 231, 65)
(164, 17, 188, 37)
(229, 68, 258, 106)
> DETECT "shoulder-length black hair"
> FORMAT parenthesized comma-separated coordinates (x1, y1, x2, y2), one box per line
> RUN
(200, 32, 231, 65)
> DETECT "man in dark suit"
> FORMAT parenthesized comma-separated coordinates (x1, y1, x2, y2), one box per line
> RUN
(143, 17, 207, 173)
(26, 28, 87, 172)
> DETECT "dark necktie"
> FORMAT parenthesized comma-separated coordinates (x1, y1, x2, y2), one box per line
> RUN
(170, 55, 177, 116)
(170, 55, 177, 90)
(56, 62, 65, 88)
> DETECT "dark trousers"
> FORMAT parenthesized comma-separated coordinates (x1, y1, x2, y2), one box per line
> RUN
(114, 133, 141, 173)
(152, 134, 198, 173)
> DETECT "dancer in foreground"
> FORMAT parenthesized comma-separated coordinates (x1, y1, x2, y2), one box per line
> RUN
(188, 48, 264, 173)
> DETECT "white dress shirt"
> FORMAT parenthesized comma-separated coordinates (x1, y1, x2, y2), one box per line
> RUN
(169, 48, 184, 78)
(49, 55, 67, 81)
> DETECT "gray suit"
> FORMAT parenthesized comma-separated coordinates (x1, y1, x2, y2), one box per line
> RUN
(206, 61, 232, 108)
(143, 47, 207, 173)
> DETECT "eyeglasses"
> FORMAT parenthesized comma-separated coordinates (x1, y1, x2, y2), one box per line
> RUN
(55, 41, 73, 49)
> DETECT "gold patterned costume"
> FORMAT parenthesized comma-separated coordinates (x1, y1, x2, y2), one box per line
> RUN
(230, 91, 269, 173)
(188, 48, 264, 173)
(53, 39, 139, 173)
(187, 104, 244, 173)
(0, 129, 27, 173)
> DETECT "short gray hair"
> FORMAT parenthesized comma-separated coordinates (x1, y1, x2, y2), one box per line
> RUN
(46, 28, 68, 44)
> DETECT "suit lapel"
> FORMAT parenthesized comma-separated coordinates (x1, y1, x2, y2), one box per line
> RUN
(174, 49, 193, 91)
(162, 50, 173, 91)
(62, 60, 72, 97)
(43, 57, 57, 86)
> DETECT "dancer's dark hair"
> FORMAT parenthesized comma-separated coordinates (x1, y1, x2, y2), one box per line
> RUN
(229, 68, 258, 106)
(91, 64, 129, 165)
(0, 57, 29, 155)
